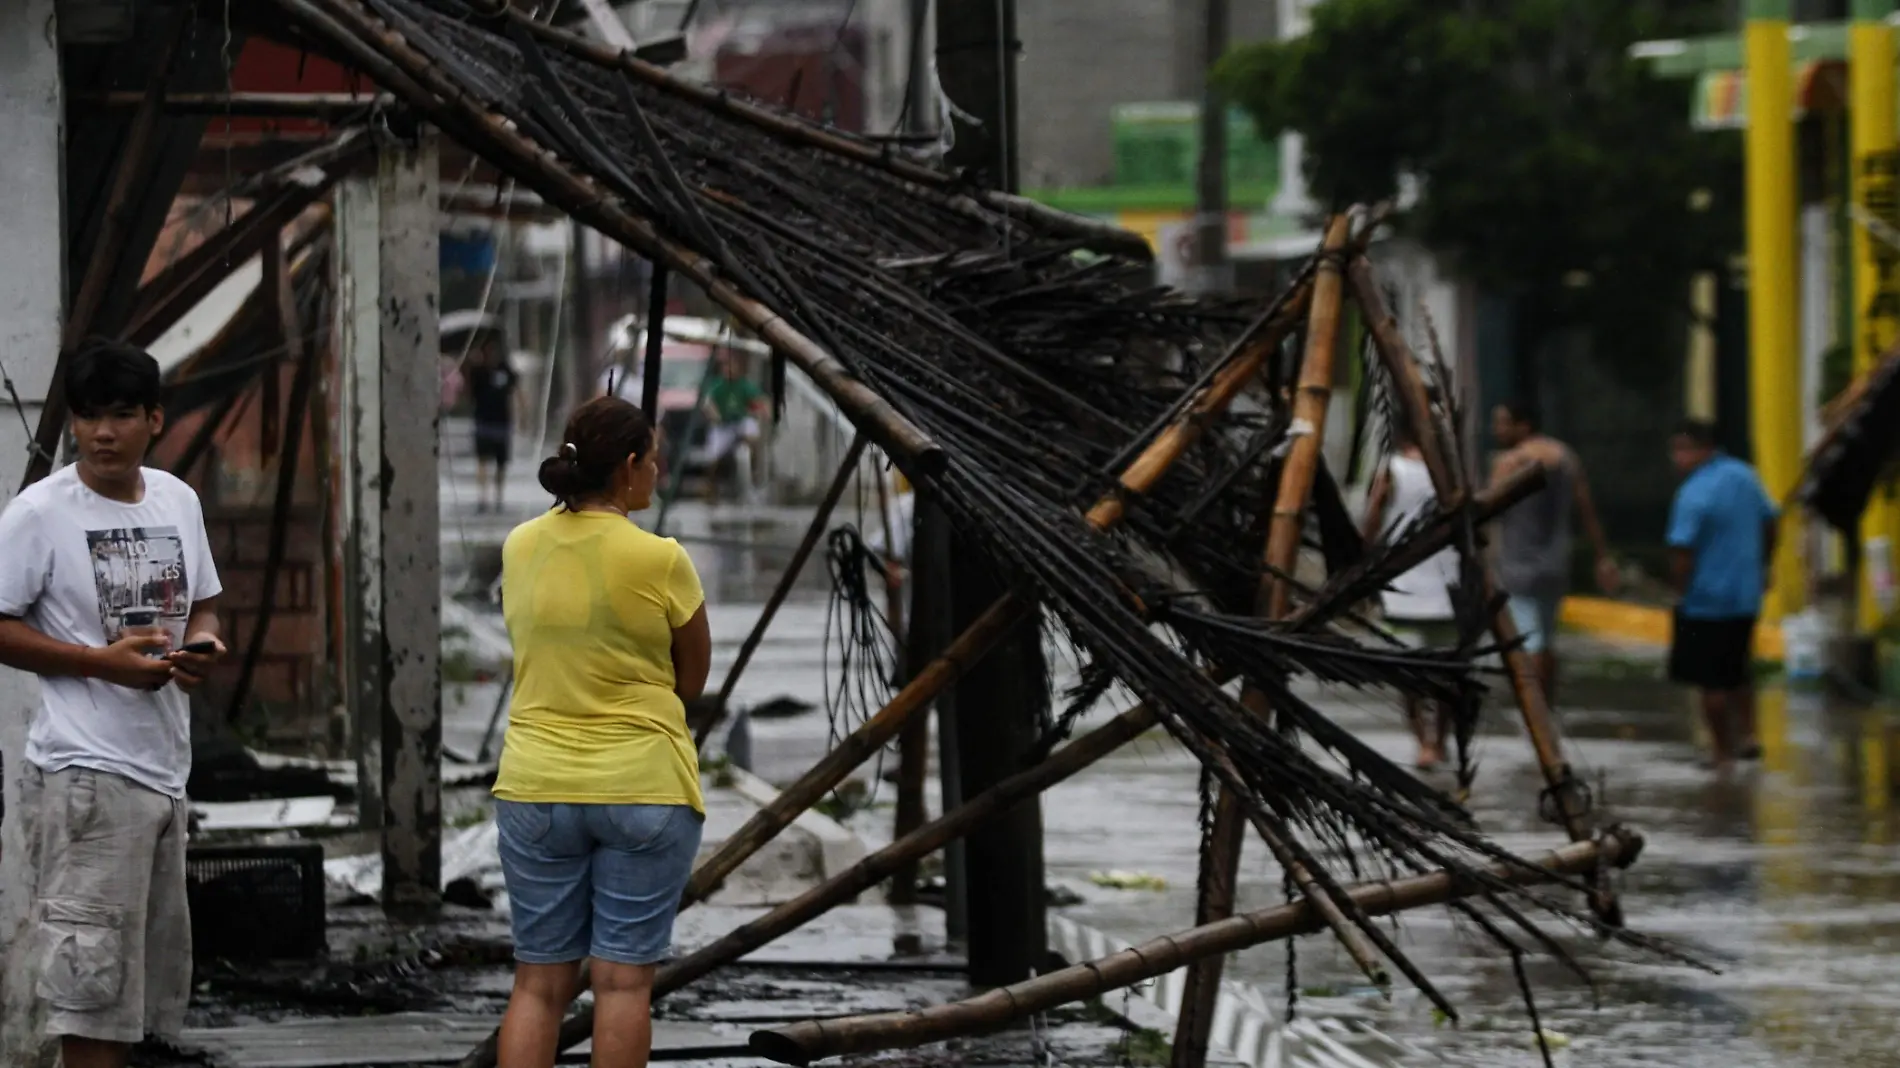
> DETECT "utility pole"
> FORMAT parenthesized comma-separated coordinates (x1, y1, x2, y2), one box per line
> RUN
(1188, 0, 1231, 296)
(935, 0, 1047, 987)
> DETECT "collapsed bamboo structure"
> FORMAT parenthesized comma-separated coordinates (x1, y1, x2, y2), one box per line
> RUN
(234, 3, 1675, 1064)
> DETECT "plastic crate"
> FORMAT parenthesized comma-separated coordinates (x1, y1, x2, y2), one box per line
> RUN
(186, 843, 326, 962)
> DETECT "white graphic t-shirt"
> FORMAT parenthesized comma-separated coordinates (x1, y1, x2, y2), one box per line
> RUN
(0, 464, 223, 797)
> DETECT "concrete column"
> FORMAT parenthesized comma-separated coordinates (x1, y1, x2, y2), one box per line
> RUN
(336, 177, 384, 829)
(1744, 0, 1804, 620)
(0, 3, 66, 1062)
(376, 131, 443, 917)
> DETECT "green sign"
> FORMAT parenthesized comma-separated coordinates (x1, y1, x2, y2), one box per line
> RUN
(1110, 102, 1280, 192)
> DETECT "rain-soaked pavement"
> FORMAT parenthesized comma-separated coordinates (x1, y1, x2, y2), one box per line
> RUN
(438, 443, 1900, 1067)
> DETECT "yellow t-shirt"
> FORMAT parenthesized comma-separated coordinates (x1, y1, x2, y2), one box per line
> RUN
(493, 509, 706, 811)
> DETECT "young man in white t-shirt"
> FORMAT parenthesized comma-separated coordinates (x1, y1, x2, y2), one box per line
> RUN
(0, 339, 226, 1068)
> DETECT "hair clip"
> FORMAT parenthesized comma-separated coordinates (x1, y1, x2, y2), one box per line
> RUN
(560, 442, 579, 460)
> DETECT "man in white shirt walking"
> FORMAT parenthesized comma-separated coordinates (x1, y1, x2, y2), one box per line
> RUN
(0, 339, 226, 1068)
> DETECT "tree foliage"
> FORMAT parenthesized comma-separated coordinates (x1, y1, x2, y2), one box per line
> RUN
(1217, 0, 1742, 366)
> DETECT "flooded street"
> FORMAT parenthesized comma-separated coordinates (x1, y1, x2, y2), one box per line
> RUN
(446, 478, 1900, 1067)
(1038, 682, 1900, 1068)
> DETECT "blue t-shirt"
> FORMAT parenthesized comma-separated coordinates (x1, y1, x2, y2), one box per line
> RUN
(1665, 453, 1777, 620)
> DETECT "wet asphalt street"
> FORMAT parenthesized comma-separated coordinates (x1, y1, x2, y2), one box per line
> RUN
(444, 449, 1900, 1067)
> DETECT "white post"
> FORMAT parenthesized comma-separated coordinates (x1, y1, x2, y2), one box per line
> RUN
(0, 2, 66, 1062)
(376, 130, 443, 917)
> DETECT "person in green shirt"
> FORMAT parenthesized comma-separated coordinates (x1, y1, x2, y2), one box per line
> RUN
(700, 351, 768, 500)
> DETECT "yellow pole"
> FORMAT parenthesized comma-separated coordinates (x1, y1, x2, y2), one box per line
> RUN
(1854, 0, 1900, 633)
(1746, 0, 1804, 621)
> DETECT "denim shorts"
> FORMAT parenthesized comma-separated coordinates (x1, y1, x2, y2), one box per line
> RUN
(1507, 593, 1563, 655)
(495, 800, 704, 966)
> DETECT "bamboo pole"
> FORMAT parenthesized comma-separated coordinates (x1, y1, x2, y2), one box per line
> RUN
(1263, 216, 1354, 618)
(1346, 256, 1606, 917)
(697, 434, 869, 746)
(750, 829, 1646, 1066)
(501, 12, 1154, 262)
(23, 11, 192, 489)
(271, 0, 946, 479)
(1173, 215, 1376, 1068)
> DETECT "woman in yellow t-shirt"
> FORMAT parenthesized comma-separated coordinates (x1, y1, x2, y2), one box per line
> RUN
(493, 396, 712, 1068)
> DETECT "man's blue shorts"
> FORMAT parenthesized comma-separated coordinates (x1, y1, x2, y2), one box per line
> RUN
(496, 800, 704, 966)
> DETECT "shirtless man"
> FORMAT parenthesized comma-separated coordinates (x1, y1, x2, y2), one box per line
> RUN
(1489, 400, 1618, 706)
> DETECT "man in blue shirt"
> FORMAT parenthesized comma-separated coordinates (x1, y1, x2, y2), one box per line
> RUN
(1665, 420, 1777, 769)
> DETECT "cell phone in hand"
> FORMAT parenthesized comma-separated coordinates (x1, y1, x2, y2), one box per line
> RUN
(174, 640, 219, 656)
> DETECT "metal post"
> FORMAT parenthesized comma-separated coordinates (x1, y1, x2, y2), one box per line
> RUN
(936, 0, 1043, 984)
(1187, 0, 1231, 296)
(640, 263, 668, 421)
(377, 129, 444, 917)
(0, 3, 65, 1058)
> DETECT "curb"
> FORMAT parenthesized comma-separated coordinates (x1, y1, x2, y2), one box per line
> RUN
(1560, 595, 1785, 660)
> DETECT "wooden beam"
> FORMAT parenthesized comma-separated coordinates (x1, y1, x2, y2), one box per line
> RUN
(124, 183, 333, 347)
(75, 90, 395, 118)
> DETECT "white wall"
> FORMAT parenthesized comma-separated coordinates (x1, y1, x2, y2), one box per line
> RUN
(0, 2, 65, 1062)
